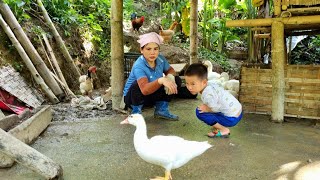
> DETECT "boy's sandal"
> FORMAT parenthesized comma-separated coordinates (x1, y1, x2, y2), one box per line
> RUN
(207, 130, 230, 138)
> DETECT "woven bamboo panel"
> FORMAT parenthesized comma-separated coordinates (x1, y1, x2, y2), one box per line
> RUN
(240, 65, 320, 119)
(288, 0, 320, 5)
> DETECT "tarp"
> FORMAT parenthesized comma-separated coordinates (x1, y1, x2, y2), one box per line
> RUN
(0, 89, 28, 115)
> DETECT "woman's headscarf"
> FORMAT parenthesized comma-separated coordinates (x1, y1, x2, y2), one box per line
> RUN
(137, 32, 163, 47)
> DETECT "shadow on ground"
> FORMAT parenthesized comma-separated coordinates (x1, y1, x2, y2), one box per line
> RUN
(0, 98, 319, 180)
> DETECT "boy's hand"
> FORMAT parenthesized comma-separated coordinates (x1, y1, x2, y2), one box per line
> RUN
(198, 104, 212, 113)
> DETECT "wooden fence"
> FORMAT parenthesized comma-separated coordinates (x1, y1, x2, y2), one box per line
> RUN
(240, 65, 320, 119)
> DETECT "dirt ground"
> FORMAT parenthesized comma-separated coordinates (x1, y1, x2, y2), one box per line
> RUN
(0, 98, 319, 180)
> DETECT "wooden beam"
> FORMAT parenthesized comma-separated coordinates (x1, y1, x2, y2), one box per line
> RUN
(111, 0, 124, 109)
(254, 33, 271, 39)
(226, 15, 320, 28)
(271, 21, 285, 122)
(251, 27, 271, 32)
(286, 30, 320, 36)
(0, 128, 63, 179)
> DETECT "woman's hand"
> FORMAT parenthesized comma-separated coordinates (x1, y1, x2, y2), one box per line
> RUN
(198, 104, 212, 113)
(158, 77, 178, 94)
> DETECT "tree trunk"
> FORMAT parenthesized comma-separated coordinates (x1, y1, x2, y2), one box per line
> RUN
(111, 0, 124, 109)
(0, 1, 64, 98)
(271, 21, 285, 122)
(37, 0, 81, 80)
(190, 0, 198, 63)
(202, 0, 208, 47)
(0, 128, 63, 179)
(0, 14, 59, 104)
(42, 32, 69, 89)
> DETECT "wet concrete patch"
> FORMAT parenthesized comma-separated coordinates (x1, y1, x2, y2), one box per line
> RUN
(0, 99, 319, 179)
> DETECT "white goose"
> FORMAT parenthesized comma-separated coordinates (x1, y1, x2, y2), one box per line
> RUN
(120, 114, 212, 180)
(203, 60, 221, 80)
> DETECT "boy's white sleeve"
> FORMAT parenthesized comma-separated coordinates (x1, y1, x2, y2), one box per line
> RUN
(201, 87, 221, 112)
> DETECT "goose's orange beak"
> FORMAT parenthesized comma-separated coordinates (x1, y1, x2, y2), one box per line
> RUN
(120, 117, 129, 125)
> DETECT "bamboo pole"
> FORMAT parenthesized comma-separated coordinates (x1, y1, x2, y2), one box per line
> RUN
(0, 128, 63, 179)
(111, 0, 124, 109)
(41, 32, 69, 88)
(190, 0, 198, 63)
(38, 35, 59, 77)
(0, 1, 64, 97)
(271, 21, 285, 122)
(0, 14, 59, 104)
(226, 15, 320, 28)
(274, 0, 281, 16)
(287, 7, 320, 14)
(50, 72, 76, 98)
(37, 0, 81, 80)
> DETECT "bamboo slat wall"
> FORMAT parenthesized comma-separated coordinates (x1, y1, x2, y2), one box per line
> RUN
(240, 65, 320, 119)
(286, 0, 320, 6)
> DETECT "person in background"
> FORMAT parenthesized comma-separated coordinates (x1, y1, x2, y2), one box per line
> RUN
(123, 32, 181, 120)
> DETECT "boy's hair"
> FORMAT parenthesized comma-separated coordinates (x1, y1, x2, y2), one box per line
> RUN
(185, 63, 208, 80)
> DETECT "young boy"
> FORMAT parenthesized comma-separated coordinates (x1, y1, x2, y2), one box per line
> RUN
(185, 63, 243, 138)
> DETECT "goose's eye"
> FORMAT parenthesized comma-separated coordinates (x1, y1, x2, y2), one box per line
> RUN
(129, 115, 133, 118)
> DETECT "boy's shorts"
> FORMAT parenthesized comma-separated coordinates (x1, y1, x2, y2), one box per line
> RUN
(195, 108, 243, 127)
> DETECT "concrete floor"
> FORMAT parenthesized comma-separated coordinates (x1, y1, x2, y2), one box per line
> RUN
(0, 98, 319, 180)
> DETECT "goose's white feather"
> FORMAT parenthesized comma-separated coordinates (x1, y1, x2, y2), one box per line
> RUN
(125, 114, 212, 172)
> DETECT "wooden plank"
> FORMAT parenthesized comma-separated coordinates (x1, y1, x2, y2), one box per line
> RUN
(285, 108, 319, 117)
(240, 83, 272, 88)
(286, 78, 320, 83)
(285, 92, 320, 97)
(286, 103, 319, 109)
(241, 99, 272, 105)
(286, 89, 320, 94)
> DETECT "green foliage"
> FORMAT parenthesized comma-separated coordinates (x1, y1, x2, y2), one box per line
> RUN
(290, 36, 320, 65)
(124, 0, 135, 18)
(161, 0, 189, 29)
(218, 0, 237, 9)
(5, 0, 111, 61)
(198, 47, 231, 71)
(200, 0, 246, 52)
(4, 0, 31, 22)
(41, 0, 111, 61)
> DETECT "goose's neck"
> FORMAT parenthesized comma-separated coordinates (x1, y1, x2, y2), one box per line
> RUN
(207, 65, 212, 72)
(133, 120, 149, 146)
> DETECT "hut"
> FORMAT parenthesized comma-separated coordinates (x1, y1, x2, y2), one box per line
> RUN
(226, 0, 320, 122)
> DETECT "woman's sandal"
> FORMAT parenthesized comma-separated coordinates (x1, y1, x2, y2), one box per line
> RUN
(207, 130, 230, 138)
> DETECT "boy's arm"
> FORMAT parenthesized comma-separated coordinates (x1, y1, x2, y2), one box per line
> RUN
(198, 104, 213, 113)
(201, 87, 221, 113)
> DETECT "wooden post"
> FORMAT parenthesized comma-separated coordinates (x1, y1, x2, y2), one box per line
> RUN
(189, 0, 198, 64)
(271, 21, 285, 122)
(0, 128, 63, 179)
(37, 0, 81, 80)
(0, 1, 64, 97)
(111, 0, 124, 109)
(0, 14, 59, 104)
